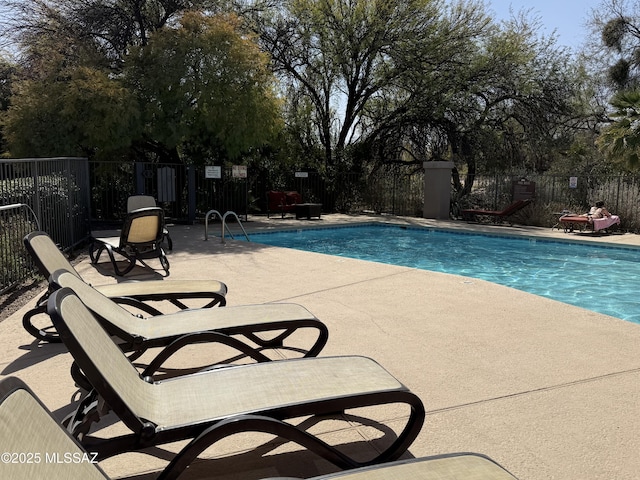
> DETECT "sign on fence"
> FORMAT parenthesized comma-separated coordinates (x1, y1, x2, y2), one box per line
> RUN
(512, 178, 536, 201)
(205, 166, 222, 179)
(232, 165, 247, 178)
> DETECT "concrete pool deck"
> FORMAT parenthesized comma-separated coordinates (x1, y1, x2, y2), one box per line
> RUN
(2, 214, 640, 479)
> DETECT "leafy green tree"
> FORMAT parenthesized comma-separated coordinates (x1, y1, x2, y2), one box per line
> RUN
(3, 65, 139, 159)
(597, 89, 640, 168)
(354, 8, 582, 204)
(0, 56, 16, 154)
(2, 6, 281, 164)
(0, 0, 225, 70)
(125, 11, 282, 164)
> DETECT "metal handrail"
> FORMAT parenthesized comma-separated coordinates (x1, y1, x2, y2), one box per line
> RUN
(222, 211, 250, 244)
(0, 203, 41, 230)
(204, 209, 250, 243)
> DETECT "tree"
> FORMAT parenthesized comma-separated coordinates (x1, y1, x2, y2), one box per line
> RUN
(250, 0, 485, 173)
(3, 65, 139, 159)
(1, 6, 282, 164)
(353, 8, 582, 204)
(597, 89, 640, 167)
(584, 1, 640, 170)
(0, 0, 225, 70)
(250, 0, 582, 188)
(587, 0, 640, 90)
(0, 56, 16, 154)
(125, 11, 282, 164)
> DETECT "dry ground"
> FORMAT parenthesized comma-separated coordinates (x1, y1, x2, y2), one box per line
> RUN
(0, 278, 45, 323)
(0, 251, 89, 323)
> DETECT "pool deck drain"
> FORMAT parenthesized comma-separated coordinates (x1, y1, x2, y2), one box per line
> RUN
(2, 213, 640, 480)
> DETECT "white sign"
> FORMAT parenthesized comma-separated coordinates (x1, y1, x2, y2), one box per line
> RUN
(569, 177, 578, 189)
(205, 166, 221, 179)
(295, 171, 309, 178)
(232, 165, 247, 178)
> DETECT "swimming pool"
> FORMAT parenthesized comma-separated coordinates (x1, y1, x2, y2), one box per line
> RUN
(247, 224, 640, 324)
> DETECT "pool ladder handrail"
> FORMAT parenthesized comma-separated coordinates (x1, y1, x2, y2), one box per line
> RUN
(204, 210, 250, 243)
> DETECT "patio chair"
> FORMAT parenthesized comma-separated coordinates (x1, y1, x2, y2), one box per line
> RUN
(47, 287, 425, 475)
(558, 213, 621, 233)
(127, 195, 173, 250)
(49, 269, 328, 388)
(267, 190, 302, 218)
(0, 376, 516, 480)
(461, 199, 533, 224)
(22, 231, 227, 343)
(90, 207, 170, 276)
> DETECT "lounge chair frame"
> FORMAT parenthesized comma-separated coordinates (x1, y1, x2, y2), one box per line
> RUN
(558, 214, 621, 233)
(0, 376, 515, 480)
(51, 269, 328, 388)
(90, 207, 170, 276)
(461, 199, 532, 224)
(48, 288, 425, 477)
(22, 231, 227, 343)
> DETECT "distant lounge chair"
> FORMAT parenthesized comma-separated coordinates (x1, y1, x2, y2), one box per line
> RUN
(461, 199, 532, 224)
(0, 375, 516, 480)
(50, 269, 328, 387)
(22, 231, 227, 343)
(90, 206, 170, 276)
(267, 190, 302, 218)
(558, 214, 620, 233)
(47, 287, 425, 474)
(127, 195, 173, 250)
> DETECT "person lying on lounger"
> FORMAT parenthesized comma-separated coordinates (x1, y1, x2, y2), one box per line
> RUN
(580, 200, 611, 218)
(590, 200, 612, 218)
(589, 200, 621, 232)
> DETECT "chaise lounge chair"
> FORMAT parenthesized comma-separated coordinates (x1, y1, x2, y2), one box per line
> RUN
(47, 287, 425, 476)
(0, 376, 517, 480)
(267, 190, 302, 218)
(558, 214, 621, 233)
(50, 269, 328, 387)
(127, 195, 173, 250)
(90, 206, 170, 276)
(461, 199, 532, 224)
(23, 231, 228, 342)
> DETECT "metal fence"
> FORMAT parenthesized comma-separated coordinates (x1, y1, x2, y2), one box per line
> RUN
(8, 157, 640, 293)
(88, 162, 425, 223)
(0, 157, 91, 293)
(460, 174, 640, 232)
(86, 162, 640, 230)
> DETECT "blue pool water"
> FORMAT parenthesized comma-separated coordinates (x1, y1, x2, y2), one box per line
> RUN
(247, 224, 640, 324)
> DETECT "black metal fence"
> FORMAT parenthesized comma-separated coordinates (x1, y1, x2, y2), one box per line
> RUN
(0, 157, 91, 293)
(87, 162, 640, 230)
(8, 157, 640, 293)
(88, 162, 425, 223)
(460, 174, 640, 232)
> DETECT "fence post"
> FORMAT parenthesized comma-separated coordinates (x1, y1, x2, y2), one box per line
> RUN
(32, 160, 42, 228)
(188, 165, 196, 224)
(135, 163, 145, 194)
